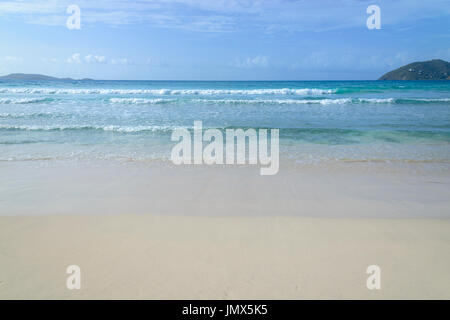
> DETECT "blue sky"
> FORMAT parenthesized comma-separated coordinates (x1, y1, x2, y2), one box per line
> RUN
(0, 0, 449, 80)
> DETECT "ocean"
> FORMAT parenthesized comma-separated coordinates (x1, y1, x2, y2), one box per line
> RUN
(0, 80, 449, 167)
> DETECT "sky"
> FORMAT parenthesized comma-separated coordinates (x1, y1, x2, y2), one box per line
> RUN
(0, 0, 449, 80)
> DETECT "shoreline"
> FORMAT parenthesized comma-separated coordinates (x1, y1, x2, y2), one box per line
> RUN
(1, 160, 449, 218)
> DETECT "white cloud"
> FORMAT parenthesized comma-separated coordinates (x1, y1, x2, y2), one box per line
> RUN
(0, 0, 449, 34)
(1, 0, 448, 40)
(85, 54, 106, 64)
(232, 55, 268, 68)
(0, 0, 62, 14)
(67, 53, 81, 64)
(67, 53, 107, 64)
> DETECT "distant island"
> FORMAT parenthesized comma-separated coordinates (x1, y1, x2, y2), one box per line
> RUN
(379, 59, 450, 80)
(0, 73, 94, 81)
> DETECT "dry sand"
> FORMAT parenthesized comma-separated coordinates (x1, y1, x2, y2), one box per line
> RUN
(0, 215, 450, 299)
(0, 162, 449, 299)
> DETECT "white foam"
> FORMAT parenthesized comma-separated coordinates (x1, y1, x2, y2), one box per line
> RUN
(357, 98, 395, 103)
(357, 98, 450, 103)
(191, 98, 351, 105)
(0, 97, 49, 104)
(108, 98, 352, 106)
(0, 124, 179, 132)
(411, 98, 450, 102)
(109, 98, 176, 104)
(0, 112, 43, 118)
(0, 87, 337, 96)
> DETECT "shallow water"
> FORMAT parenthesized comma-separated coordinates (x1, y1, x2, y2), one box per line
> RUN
(0, 80, 449, 166)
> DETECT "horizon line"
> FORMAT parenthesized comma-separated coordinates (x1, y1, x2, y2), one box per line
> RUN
(0, 73, 384, 82)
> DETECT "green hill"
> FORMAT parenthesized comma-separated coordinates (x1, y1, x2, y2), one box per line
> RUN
(379, 59, 450, 80)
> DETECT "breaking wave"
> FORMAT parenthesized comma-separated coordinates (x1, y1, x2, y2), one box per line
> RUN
(0, 97, 52, 104)
(108, 97, 450, 105)
(0, 87, 337, 96)
(0, 124, 178, 133)
(109, 98, 177, 104)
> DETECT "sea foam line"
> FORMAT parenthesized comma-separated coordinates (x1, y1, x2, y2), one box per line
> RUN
(192, 98, 352, 105)
(2, 125, 449, 135)
(0, 97, 51, 104)
(0, 112, 58, 119)
(109, 98, 177, 104)
(108, 97, 449, 105)
(0, 124, 180, 132)
(108, 98, 354, 105)
(0, 88, 337, 95)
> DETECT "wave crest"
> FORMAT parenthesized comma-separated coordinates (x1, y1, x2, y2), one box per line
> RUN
(0, 97, 51, 104)
(0, 124, 178, 133)
(0, 87, 337, 96)
(109, 98, 177, 104)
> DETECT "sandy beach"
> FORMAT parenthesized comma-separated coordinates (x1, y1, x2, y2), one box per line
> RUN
(1, 0, 449, 303)
(1, 214, 450, 299)
(1, 162, 449, 299)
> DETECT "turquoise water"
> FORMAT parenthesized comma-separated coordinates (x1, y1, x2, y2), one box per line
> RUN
(0, 80, 449, 164)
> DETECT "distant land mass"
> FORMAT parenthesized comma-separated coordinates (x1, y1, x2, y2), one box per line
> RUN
(379, 59, 450, 80)
(2, 62, 450, 82)
(0, 73, 94, 81)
